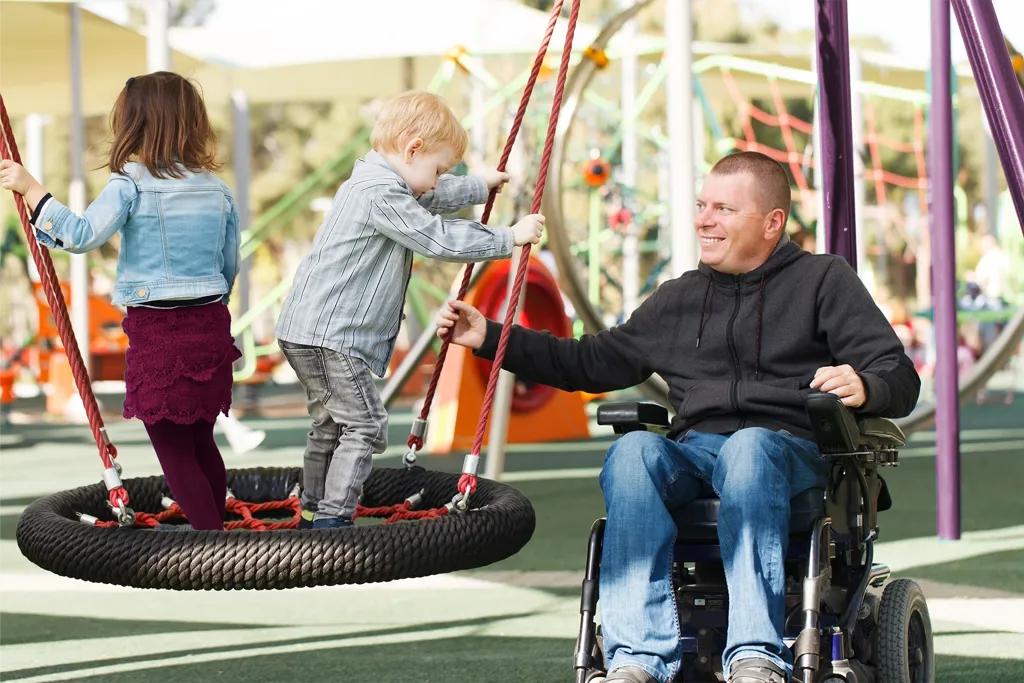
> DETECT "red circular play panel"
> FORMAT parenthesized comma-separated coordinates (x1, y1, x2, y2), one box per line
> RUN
(472, 259, 568, 413)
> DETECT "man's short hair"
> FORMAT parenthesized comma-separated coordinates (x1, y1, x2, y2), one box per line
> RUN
(370, 91, 469, 162)
(709, 151, 792, 226)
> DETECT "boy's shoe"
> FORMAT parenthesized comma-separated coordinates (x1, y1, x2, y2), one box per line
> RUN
(312, 516, 354, 530)
(297, 509, 315, 530)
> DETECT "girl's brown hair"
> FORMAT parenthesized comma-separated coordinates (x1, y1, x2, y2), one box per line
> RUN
(108, 71, 220, 179)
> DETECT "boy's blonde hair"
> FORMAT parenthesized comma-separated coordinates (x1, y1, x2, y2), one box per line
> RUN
(370, 91, 468, 162)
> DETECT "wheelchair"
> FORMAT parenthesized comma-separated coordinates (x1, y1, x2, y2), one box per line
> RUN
(573, 393, 934, 683)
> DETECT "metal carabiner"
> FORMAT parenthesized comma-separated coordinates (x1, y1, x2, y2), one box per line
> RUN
(454, 482, 473, 512)
(403, 445, 419, 470)
(116, 501, 136, 527)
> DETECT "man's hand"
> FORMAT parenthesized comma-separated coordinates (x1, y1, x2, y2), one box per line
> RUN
(810, 364, 867, 408)
(436, 299, 487, 350)
(482, 168, 510, 192)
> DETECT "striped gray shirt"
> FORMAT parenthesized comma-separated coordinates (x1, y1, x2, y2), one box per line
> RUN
(276, 150, 514, 377)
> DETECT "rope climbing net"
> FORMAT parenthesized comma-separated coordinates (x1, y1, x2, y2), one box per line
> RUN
(1, 0, 582, 532)
(82, 484, 445, 530)
(716, 65, 938, 243)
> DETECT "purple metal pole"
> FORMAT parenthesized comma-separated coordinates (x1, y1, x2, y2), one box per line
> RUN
(814, 0, 857, 267)
(929, 0, 961, 541)
(951, 0, 1024, 233)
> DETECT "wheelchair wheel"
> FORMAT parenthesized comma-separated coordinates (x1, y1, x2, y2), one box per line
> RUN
(876, 578, 935, 683)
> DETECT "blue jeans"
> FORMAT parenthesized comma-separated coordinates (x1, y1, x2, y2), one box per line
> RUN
(598, 428, 830, 683)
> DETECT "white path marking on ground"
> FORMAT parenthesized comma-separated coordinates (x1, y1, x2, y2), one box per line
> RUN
(0, 582, 574, 674)
(932, 631, 1024, 663)
(875, 525, 1024, 573)
(908, 427, 1024, 443)
(927, 598, 1024, 633)
(2, 624, 480, 682)
(3, 599, 1024, 682)
(900, 440, 1024, 458)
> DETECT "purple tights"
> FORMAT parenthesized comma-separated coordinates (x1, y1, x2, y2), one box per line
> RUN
(144, 419, 226, 530)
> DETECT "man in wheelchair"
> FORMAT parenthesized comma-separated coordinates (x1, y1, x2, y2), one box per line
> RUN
(436, 152, 925, 683)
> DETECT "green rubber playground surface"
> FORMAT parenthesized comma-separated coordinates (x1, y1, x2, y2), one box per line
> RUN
(1, 390, 1022, 682)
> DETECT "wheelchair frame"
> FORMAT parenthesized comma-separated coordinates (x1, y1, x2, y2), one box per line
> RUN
(573, 393, 934, 683)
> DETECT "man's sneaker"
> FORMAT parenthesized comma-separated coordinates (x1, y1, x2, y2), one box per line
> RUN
(312, 516, 354, 530)
(728, 657, 789, 683)
(602, 666, 659, 683)
(296, 509, 315, 530)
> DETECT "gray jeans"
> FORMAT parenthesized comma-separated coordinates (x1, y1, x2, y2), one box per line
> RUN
(279, 341, 388, 520)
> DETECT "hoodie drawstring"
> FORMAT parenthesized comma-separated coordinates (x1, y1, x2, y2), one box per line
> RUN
(755, 275, 765, 381)
(696, 274, 767, 381)
(696, 275, 712, 348)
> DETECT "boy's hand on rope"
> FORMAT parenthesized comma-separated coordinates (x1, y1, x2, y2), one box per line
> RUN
(512, 213, 545, 246)
(482, 168, 511, 192)
(436, 299, 487, 350)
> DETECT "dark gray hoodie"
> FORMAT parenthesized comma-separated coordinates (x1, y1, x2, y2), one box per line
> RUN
(475, 240, 921, 441)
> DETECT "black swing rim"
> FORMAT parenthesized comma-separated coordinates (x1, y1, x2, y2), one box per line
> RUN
(16, 466, 536, 591)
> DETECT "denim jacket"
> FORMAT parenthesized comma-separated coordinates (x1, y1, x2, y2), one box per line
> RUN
(32, 162, 240, 307)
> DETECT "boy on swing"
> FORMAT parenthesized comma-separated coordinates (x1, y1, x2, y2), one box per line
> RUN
(276, 91, 545, 529)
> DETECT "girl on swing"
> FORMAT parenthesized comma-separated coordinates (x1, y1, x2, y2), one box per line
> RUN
(1, 71, 239, 531)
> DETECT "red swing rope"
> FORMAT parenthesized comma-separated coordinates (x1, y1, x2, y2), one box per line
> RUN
(402, 0, 582, 511)
(456, 0, 581, 503)
(0, 93, 133, 524)
(404, 0, 567, 458)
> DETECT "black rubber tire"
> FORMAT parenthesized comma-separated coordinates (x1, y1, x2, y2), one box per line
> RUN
(876, 578, 935, 683)
(16, 466, 536, 591)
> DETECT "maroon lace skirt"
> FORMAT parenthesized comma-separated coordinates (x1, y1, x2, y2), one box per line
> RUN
(121, 302, 242, 425)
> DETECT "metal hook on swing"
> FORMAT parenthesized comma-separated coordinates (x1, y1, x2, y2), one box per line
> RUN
(455, 485, 472, 512)
(403, 445, 419, 470)
(116, 500, 136, 527)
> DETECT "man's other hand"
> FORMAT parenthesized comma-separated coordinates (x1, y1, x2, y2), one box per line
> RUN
(810, 364, 867, 408)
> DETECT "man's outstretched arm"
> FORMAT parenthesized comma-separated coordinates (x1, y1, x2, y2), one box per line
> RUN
(440, 289, 667, 395)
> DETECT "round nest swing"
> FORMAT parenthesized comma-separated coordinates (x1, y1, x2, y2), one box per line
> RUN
(16, 466, 536, 590)
(5, 0, 582, 592)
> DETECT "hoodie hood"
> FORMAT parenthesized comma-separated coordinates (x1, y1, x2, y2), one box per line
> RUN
(694, 235, 806, 379)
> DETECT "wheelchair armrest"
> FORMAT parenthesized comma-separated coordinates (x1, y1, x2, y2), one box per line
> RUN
(856, 417, 906, 449)
(804, 393, 906, 454)
(596, 402, 670, 435)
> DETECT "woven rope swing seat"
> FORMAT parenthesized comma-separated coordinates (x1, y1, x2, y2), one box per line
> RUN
(16, 467, 536, 590)
(6, 0, 583, 592)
